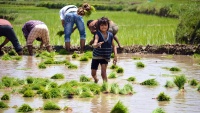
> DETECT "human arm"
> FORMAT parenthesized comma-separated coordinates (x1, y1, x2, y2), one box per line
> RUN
(114, 35, 121, 48)
(92, 34, 104, 48)
(0, 38, 9, 51)
(112, 39, 117, 65)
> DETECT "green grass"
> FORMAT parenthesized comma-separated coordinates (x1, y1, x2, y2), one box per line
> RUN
(0, 4, 178, 47)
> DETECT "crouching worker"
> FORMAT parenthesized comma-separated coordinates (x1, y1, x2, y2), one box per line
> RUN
(22, 20, 51, 55)
(91, 17, 117, 83)
(0, 19, 23, 55)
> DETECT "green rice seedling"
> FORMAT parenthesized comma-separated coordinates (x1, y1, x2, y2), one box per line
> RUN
(165, 80, 175, 88)
(43, 101, 61, 110)
(19, 85, 31, 94)
(189, 79, 198, 86)
(1, 76, 14, 87)
(79, 91, 93, 98)
(110, 83, 120, 94)
(43, 59, 54, 64)
(51, 73, 64, 79)
(8, 49, 17, 56)
(127, 76, 136, 82)
(12, 56, 22, 60)
(26, 76, 34, 84)
(67, 63, 78, 69)
(36, 86, 45, 94)
(170, 67, 181, 71)
(101, 82, 111, 93)
(23, 89, 35, 97)
(141, 78, 158, 86)
(157, 92, 170, 101)
(38, 62, 46, 69)
(80, 75, 91, 82)
(79, 56, 89, 61)
(86, 83, 101, 95)
(50, 88, 61, 98)
(193, 53, 200, 59)
(63, 106, 73, 112)
(83, 51, 93, 58)
(1, 94, 10, 100)
(108, 72, 117, 79)
(110, 101, 128, 113)
(136, 61, 145, 68)
(132, 57, 141, 60)
(116, 67, 124, 73)
(72, 52, 79, 58)
(1, 54, 12, 60)
(110, 64, 119, 69)
(50, 82, 58, 88)
(17, 104, 33, 112)
(0, 101, 9, 108)
(42, 90, 51, 99)
(173, 75, 187, 90)
(74, 87, 83, 95)
(111, 53, 114, 58)
(36, 51, 55, 59)
(63, 88, 76, 98)
(197, 85, 200, 92)
(58, 49, 69, 55)
(119, 84, 134, 95)
(152, 108, 166, 113)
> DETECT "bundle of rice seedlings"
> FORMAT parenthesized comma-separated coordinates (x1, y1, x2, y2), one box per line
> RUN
(132, 57, 141, 60)
(67, 63, 78, 69)
(157, 92, 170, 101)
(56, 30, 64, 37)
(152, 108, 166, 113)
(170, 67, 181, 71)
(38, 62, 46, 69)
(197, 85, 200, 92)
(51, 73, 64, 79)
(43, 59, 54, 64)
(26, 76, 34, 84)
(110, 83, 120, 94)
(80, 75, 91, 82)
(72, 52, 79, 58)
(189, 79, 198, 86)
(1, 76, 14, 87)
(1, 94, 10, 100)
(110, 64, 119, 69)
(83, 51, 92, 58)
(8, 49, 17, 56)
(173, 75, 187, 90)
(12, 56, 22, 60)
(119, 84, 134, 95)
(108, 72, 117, 79)
(127, 76, 136, 82)
(50, 88, 61, 98)
(165, 80, 175, 88)
(23, 89, 35, 97)
(17, 104, 33, 112)
(43, 101, 61, 110)
(141, 78, 158, 86)
(58, 48, 69, 55)
(1, 54, 12, 60)
(79, 56, 89, 61)
(42, 90, 51, 99)
(63, 88, 76, 98)
(136, 61, 145, 68)
(50, 82, 58, 88)
(79, 91, 93, 98)
(101, 82, 111, 93)
(116, 67, 124, 73)
(110, 101, 128, 113)
(87, 83, 101, 95)
(0, 101, 9, 108)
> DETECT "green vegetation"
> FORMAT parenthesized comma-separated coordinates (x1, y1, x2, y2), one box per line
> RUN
(0, 101, 9, 108)
(80, 75, 91, 82)
(136, 62, 145, 68)
(116, 67, 124, 73)
(127, 76, 136, 82)
(173, 75, 187, 90)
(119, 83, 134, 95)
(108, 72, 117, 78)
(198, 85, 200, 92)
(141, 78, 158, 86)
(110, 101, 128, 113)
(169, 67, 181, 71)
(110, 64, 119, 69)
(110, 83, 120, 94)
(1, 94, 10, 100)
(165, 80, 175, 88)
(43, 101, 61, 110)
(152, 108, 166, 113)
(157, 92, 170, 101)
(17, 104, 33, 112)
(189, 79, 199, 86)
(51, 73, 65, 79)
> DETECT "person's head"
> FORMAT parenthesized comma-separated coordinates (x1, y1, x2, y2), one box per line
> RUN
(87, 20, 93, 27)
(82, 3, 91, 11)
(77, 7, 85, 16)
(97, 17, 110, 32)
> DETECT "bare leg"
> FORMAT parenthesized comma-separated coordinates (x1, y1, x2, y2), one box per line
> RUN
(91, 69, 98, 83)
(101, 64, 108, 82)
(65, 42, 70, 52)
(80, 39, 85, 53)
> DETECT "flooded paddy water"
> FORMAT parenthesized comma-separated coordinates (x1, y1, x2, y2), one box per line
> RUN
(0, 53, 200, 113)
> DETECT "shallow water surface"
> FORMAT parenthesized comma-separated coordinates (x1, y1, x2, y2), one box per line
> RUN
(0, 53, 200, 113)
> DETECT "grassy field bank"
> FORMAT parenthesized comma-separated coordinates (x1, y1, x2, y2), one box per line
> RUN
(0, 4, 179, 47)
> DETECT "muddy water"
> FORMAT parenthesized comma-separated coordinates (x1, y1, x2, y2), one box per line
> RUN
(0, 53, 200, 113)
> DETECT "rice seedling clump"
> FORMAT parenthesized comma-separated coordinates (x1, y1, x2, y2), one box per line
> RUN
(157, 92, 170, 101)
(110, 101, 128, 113)
(17, 104, 33, 112)
(51, 73, 65, 79)
(1, 94, 10, 100)
(173, 75, 187, 90)
(141, 78, 158, 86)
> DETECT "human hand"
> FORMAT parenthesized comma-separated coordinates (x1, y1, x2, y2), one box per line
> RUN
(113, 56, 117, 65)
(97, 41, 104, 48)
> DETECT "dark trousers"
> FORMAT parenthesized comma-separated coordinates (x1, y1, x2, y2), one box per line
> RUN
(0, 25, 22, 52)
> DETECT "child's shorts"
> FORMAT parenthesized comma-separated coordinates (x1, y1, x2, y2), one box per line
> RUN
(91, 59, 108, 70)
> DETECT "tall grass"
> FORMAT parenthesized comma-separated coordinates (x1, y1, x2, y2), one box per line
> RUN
(0, 4, 178, 47)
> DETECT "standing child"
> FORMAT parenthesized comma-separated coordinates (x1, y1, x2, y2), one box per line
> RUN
(91, 17, 117, 83)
